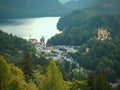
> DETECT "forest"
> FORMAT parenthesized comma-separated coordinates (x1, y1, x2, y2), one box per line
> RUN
(47, 0, 120, 45)
(0, 29, 120, 90)
(1, 54, 119, 90)
(1, 0, 120, 90)
(0, 0, 63, 20)
(1, 0, 120, 20)
(47, 13, 120, 45)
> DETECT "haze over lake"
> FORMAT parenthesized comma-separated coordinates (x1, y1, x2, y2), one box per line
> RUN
(0, 17, 61, 43)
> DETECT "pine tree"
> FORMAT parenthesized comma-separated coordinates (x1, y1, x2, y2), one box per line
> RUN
(39, 60, 68, 90)
(21, 53, 33, 82)
(87, 73, 96, 90)
(40, 36, 45, 43)
(0, 55, 11, 90)
(9, 64, 28, 90)
(94, 70, 112, 90)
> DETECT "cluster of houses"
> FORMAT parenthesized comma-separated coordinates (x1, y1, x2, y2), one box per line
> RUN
(28, 38, 79, 63)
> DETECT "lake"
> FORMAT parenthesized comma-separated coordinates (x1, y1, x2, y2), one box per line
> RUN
(0, 17, 61, 43)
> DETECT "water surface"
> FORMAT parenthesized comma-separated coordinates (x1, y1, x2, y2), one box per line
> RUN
(0, 17, 61, 43)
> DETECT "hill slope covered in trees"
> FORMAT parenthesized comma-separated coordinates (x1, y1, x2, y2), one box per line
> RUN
(47, 0, 120, 82)
(47, 0, 120, 45)
(0, 30, 35, 64)
(1, 0, 120, 20)
(47, 13, 120, 45)
(0, 0, 63, 20)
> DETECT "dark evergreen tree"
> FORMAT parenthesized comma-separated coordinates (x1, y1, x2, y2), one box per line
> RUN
(94, 70, 112, 90)
(39, 60, 69, 90)
(87, 73, 96, 90)
(21, 53, 33, 82)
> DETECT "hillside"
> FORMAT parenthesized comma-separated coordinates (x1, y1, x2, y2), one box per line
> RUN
(57, 0, 120, 31)
(47, 14, 120, 45)
(47, 0, 120, 46)
(60, 0, 120, 14)
(47, 0, 120, 82)
(0, 0, 63, 19)
(1, 0, 120, 20)
(71, 38, 120, 82)
(63, 0, 96, 11)
(0, 30, 35, 64)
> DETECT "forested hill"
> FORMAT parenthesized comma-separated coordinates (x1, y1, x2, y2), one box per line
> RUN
(0, 0, 63, 19)
(47, 0, 120, 46)
(47, 0, 120, 83)
(57, 0, 120, 31)
(47, 13, 120, 45)
(61, 0, 120, 15)
(1, 0, 120, 20)
(0, 30, 35, 64)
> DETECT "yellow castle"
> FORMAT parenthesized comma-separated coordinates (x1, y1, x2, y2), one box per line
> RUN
(97, 28, 110, 40)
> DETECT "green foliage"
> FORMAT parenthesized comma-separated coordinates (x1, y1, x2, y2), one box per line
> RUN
(0, 55, 38, 90)
(9, 64, 29, 90)
(21, 53, 33, 82)
(0, 0, 64, 20)
(57, 60, 87, 81)
(72, 38, 120, 82)
(39, 60, 69, 90)
(48, 13, 120, 45)
(48, 0, 120, 46)
(34, 54, 48, 64)
(94, 71, 112, 90)
(87, 71, 112, 90)
(9, 76, 28, 90)
(27, 80, 38, 90)
(70, 80, 89, 90)
(0, 30, 35, 64)
(47, 1, 120, 83)
(87, 73, 96, 90)
(0, 55, 11, 90)
(40, 36, 45, 43)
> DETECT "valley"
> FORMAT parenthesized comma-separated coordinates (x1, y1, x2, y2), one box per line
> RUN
(0, 0, 120, 90)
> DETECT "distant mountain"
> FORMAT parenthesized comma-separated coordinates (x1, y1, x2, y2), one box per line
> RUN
(63, 0, 96, 11)
(61, 0, 120, 14)
(0, 0, 63, 19)
(0, 0, 120, 20)
(57, 0, 120, 31)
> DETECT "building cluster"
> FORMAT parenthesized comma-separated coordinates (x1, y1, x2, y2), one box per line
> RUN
(46, 45, 79, 62)
(29, 38, 79, 63)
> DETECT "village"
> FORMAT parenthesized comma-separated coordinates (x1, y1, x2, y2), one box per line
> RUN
(28, 36, 79, 63)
